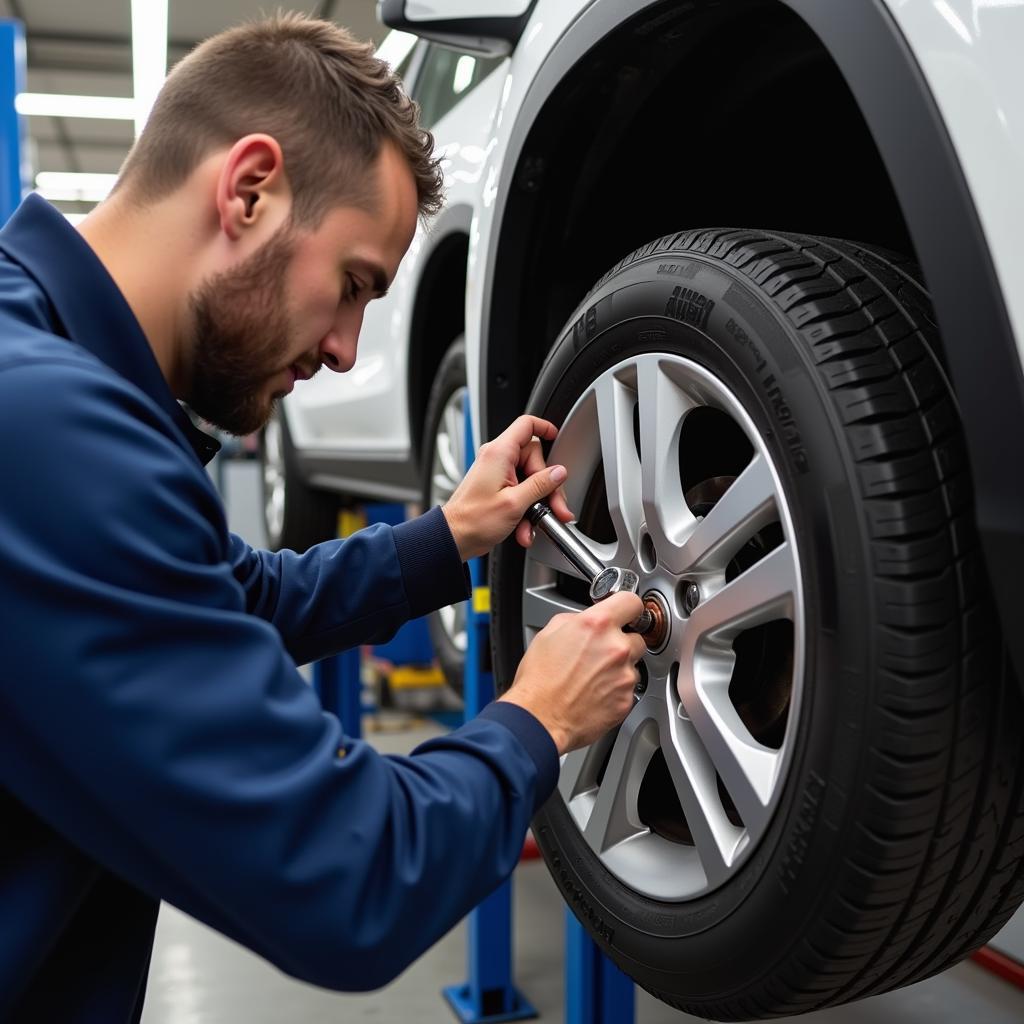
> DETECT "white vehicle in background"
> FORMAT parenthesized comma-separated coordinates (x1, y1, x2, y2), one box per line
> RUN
(262, 1, 1024, 1017)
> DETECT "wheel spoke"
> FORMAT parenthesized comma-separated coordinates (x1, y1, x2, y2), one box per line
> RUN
(686, 542, 796, 641)
(262, 420, 286, 540)
(660, 707, 745, 885)
(675, 654, 781, 832)
(436, 432, 462, 490)
(431, 470, 457, 504)
(430, 391, 467, 507)
(582, 702, 659, 854)
(673, 543, 797, 830)
(558, 729, 617, 804)
(453, 394, 467, 476)
(438, 600, 468, 652)
(444, 394, 466, 475)
(528, 526, 616, 583)
(522, 583, 586, 631)
(594, 371, 644, 561)
(636, 357, 697, 560)
(668, 454, 777, 575)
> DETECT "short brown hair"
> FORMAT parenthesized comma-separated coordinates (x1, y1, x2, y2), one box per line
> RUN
(116, 12, 443, 223)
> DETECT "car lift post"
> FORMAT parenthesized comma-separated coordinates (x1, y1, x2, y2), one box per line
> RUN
(565, 909, 635, 1024)
(442, 399, 537, 1023)
(313, 509, 368, 738)
(0, 18, 27, 225)
(313, 645, 362, 738)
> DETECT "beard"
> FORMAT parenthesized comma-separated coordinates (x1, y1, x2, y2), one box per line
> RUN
(185, 222, 301, 437)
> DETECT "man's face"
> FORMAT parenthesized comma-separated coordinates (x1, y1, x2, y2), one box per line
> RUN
(185, 142, 419, 436)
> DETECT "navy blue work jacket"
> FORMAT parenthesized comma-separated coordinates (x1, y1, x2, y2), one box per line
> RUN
(0, 195, 558, 1021)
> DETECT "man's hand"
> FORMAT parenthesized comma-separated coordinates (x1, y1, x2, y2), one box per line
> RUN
(441, 414, 573, 562)
(499, 592, 648, 754)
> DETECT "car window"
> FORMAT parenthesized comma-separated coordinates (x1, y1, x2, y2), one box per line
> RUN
(392, 40, 419, 84)
(412, 45, 502, 130)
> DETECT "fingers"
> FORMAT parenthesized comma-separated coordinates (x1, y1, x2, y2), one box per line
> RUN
(515, 518, 533, 548)
(593, 590, 644, 627)
(547, 484, 573, 523)
(628, 631, 648, 662)
(507, 463, 568, 513)
(518, 437, 573, 523)
(518, 437, 547, 477)
(496, 414, 558, 452)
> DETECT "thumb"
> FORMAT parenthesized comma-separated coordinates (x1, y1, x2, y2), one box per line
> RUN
(509, 464, 568, 512)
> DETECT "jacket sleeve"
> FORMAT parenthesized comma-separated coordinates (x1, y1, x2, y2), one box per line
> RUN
(0, 359, 558, 991)
(228, 508, 470, 664)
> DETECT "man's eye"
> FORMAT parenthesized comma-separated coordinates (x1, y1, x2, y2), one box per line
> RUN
(345, 274, 364, 302)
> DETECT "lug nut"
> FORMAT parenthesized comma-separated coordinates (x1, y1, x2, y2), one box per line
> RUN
(640, 593, 670, 652)
(682, 582, 700, 616)
(634, 663, 648, 699)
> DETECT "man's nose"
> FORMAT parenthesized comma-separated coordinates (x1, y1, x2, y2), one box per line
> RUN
(319, 328, 357, 374)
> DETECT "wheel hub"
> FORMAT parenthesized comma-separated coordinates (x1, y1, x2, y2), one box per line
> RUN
(640, 590, 670, 653)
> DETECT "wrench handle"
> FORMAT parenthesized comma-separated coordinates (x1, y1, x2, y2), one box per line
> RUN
(526, 502, 606, 582)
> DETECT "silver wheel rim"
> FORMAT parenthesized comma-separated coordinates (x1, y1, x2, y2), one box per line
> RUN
(430, 386, 469, 653)
(522, 353, 805, 901)
(263, 415, 286, 545)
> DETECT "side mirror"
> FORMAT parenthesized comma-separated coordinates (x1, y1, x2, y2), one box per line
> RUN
(377, 0, 535, 57)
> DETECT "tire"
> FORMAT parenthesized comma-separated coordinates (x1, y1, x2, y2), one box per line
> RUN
(421, 338, 469, 694)
(259, 407, 339, 552)
(490, 229, 1024, 1019)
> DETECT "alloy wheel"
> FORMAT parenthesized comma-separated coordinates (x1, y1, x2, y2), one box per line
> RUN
(522, 353, 805, 900)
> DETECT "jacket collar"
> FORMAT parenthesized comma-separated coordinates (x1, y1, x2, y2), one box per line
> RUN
(0, 194, 220, 466)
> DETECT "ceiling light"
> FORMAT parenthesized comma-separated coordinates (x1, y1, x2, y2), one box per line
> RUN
(35, 172, 118, 203)
(15, 93, 136, 120)
(132, 0, 168, 137)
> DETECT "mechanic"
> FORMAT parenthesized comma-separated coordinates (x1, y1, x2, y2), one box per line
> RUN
(0, 13, 647, 1022)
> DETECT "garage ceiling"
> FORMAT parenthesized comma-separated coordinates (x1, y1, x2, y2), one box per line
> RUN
(0, 0, 387, 212)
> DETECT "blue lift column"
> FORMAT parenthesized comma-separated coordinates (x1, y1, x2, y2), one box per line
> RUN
(0, 19, 28, 224)
(312, 503, 436, 738)
(441, 400, 537, 1024)
(313, 644, 362, 739)
(565, 910, 636, 1024)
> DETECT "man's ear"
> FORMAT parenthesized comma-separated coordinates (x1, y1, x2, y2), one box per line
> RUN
(216, 134, 290, 241)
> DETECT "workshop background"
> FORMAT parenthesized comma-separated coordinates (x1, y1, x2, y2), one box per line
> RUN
(2, 0, 1022, 1021)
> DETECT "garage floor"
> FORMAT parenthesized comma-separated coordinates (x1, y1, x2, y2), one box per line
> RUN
(140, 459, 1023, 1023)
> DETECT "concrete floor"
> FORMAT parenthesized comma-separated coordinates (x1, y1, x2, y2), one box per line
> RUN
(139, 460, 1024, 1022)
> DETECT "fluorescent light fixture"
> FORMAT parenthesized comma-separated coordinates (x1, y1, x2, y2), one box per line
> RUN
(35, 171, 118, 203)
(132, 0, 168, 137)
(15, 93, 136, 120)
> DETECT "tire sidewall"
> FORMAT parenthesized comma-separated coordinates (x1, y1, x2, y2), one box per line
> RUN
(492, 253, 876, 994)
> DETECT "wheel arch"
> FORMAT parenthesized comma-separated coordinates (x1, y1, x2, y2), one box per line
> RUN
(481, 0, 1024, 685)
(407, 206, 472, 473)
